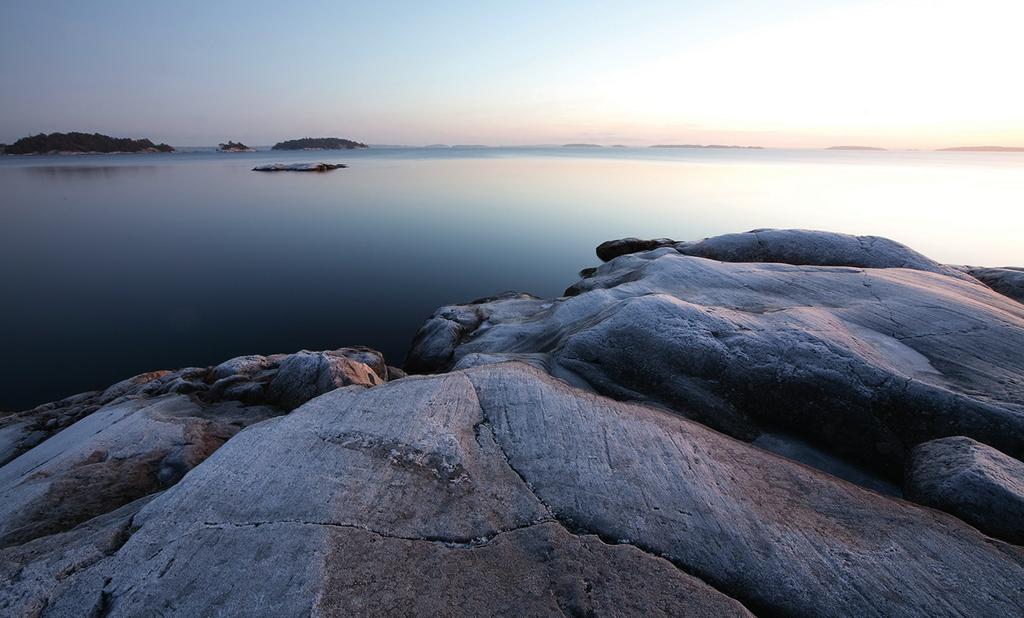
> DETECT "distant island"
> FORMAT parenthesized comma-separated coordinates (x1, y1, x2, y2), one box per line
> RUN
(218, 141, 255, 152)
(562, 143, 603, 148)
(271, 137, 367, 151)
(2, 132, 174, 155)
(650, 144, 763, 149)
(826, 146, 887, 151)
(937, 146, 1024, 152)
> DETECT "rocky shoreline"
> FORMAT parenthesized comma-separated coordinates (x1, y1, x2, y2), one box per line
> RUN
(1, 229, 1022, 616)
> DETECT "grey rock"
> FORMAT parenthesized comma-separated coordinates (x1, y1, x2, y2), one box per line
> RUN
(906, 436, 1024, 544)
(959, 266, 1024, 303)
(5, 364, 1020, 616)
(407, 231, 1024, 479)
(267, 349, 384, 409)
(0, 371, 170, 467)
(404, 292, 542, 374)
(0, 346, 390, 548)
(0, 496, 154, 617)
(596, 237, 678, 261)
(591, 229, 978, 281)
(211, 354, 275, 380)
(0, 395, 278, 548)
(252, 162, 347, 172)
(674, 228, 975, 280)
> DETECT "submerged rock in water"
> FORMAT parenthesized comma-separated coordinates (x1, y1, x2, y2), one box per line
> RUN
(0, 347, 389, 549)
(252, 162, 347, 172)
(906, 436, 1024, 544)
(2, 363, 1021, 616)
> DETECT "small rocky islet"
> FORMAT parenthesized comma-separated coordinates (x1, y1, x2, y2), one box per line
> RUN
(218, 141, 255, 152)
(1, 229, 1022, 616)
(251, 162, 347, 172)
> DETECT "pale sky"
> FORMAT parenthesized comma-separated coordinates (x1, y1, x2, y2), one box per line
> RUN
(1, 0, 1022, 148)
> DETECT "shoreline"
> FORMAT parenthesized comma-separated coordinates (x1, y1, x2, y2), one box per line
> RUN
(2, 228, 1022, 615)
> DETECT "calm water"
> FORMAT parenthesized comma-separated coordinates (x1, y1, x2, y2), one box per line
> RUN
(2, 147, 1023, 409)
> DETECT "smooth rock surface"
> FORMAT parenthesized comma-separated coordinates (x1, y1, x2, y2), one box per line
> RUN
(3, 364, 1020, 616)
(959, 266, 1024, 303)
(674, 228, 975, 280)
(0, 371, 169, 467)
(408, 231, 1024, 480)
(0, 347, 388, 548)
(906, 436, 1024, 544)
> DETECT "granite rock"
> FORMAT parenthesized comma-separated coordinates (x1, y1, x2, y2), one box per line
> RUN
(3, 364, 1020, 616)
(408, 231, 1024, 481)
(0, 347, 388, 548)
(906, 436, 1024, 544)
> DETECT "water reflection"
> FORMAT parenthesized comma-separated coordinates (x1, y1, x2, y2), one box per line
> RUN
(23, 165, 161, 179)
(0, 149, 1022, 409)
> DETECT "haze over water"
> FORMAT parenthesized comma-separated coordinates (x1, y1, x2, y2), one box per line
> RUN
(2, 147, 1022, 409)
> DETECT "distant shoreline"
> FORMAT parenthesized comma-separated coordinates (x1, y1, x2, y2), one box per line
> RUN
(827, 146, 887, 151)
(937, 146, 1024, 153)
(650, 144, 763, 149)
(5, 142, 1024, 155)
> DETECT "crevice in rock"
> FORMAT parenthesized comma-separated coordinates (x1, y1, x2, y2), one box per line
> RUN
(895, 327, 984, 341)
(91, 577, 114, 618)
(105, 512, 141, 558)
(465, 379, 762, 617)
(861, 273, 900, 335)
(199, 517, 557, 550)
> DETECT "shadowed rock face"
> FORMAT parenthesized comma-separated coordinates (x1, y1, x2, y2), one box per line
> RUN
(596, 237, 678, 261)
(3, 365, 1020, 616)
(907, 436, 1024, 544)
(408, 231, 1024, 482)
(959, 266, 1024, 303)
(0, 347, 388, 548)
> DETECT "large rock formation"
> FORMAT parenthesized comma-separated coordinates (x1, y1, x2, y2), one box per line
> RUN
(958, 266, 1024, 302)
(906, 436, 1024, 544)
(2, 229, 1022, 616)
(408, 230, 1024, 484)
(0, 347, 388, 549)
(597, 229, 973, 280)
(2, 364, 1021, 616)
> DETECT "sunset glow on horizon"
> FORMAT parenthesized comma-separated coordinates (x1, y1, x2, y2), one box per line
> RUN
(2, 0, 1022, 148)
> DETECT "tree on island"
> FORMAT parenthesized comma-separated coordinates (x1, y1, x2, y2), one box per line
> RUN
(3, 132, 173, 154)
(271, 137, 368, 150)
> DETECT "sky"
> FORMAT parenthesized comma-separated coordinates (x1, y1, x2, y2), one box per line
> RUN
(1, 0, 1022, 148)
